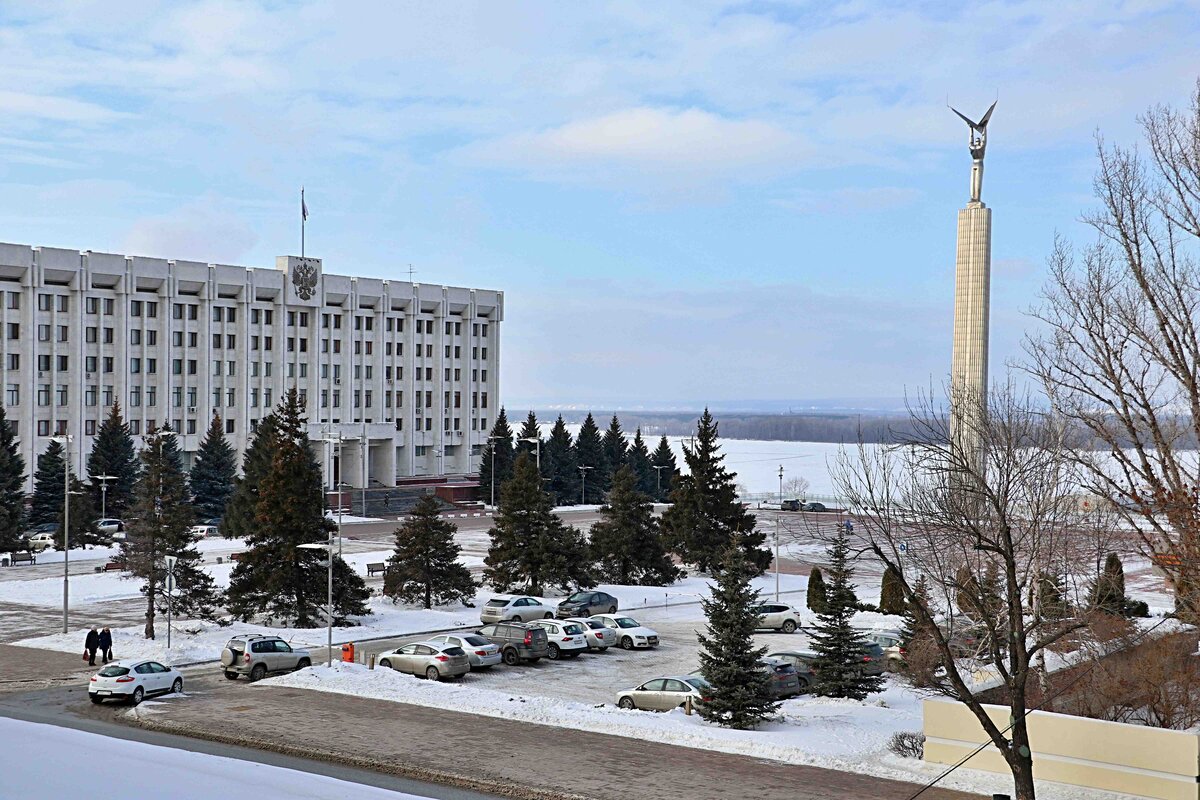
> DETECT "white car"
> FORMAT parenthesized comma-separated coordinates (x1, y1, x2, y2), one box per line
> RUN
(532, 619, 589, 659)
(752, 602, 803, 633)
(565, 616, 614, 651)
(26, 532, 56, 552)
(89, 659, 183, 705)
(591, 614, 660, 650)
(189, 525, 220, 538)
(96, 519, 125, 534)
(866, 629, 904, 670)
(479, 595, 556, 624)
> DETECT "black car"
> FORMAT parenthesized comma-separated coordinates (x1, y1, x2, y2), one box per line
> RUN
(780, 499, 801, 511)
(556, 590, 619, 618)
(477, 622, 550, 665)
(803, 502, 828, 512)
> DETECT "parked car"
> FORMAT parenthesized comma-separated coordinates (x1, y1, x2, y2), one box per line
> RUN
(866, 630, 904, 670)
(616, 675, 711, 711)
(203, 517, 222, 527)
(377, 640, 470, 681)
(780, 499, 801, 511)
(752, 602, 803, 633)
(556, 590, 619, 618)
(760, 656, 802, 698)
(480, 595, 556, 624)
(766, 650, 819, 692)
(26, 532, 56, 552)
(89, 659, 183, 705)
(220, 634, 311, 681)
(564, 616, 613, 651)
(189, 524, 220, 538)
(428, 633, 502, 669)
(477, 622, 550, 665)
(532, 619, 589, 659)
(860, 642, 887, 676)
(803, 502, 828, 512)
(22, 522, 58, 540)
(591, 614, 660, 649)
(96, 518, 125, 534)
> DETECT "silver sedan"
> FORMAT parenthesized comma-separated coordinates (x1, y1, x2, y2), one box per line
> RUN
(616, 675, 711, 711)
(564, 617, 613, 651)
(377, 641, 471, 681)
(428, 633, 502, 669)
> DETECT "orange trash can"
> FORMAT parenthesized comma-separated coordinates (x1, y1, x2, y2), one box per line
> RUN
(341, 642, 355, 663)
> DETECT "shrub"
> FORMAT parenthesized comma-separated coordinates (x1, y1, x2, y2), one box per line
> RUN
(888, 731, 925, 759)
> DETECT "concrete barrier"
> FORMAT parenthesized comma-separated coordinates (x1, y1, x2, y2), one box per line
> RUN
(924, 697, 1200, 800)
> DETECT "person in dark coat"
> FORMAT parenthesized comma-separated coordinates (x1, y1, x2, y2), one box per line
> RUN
(84, 628, 99, 666)
(98, 627, 113, 663)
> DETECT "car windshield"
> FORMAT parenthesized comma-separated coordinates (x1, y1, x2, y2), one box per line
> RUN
(562, 624, 584, 635)
(462, 635, 490, 647)
(684, 677, 711, 690)
(485, 599, 508, 607)
(98, 666, 129, 677)
(566, 592, 590, 602)
(615, 617, 639, 629)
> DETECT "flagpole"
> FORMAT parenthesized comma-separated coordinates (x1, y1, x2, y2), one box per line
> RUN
(301, 187, 306, 257)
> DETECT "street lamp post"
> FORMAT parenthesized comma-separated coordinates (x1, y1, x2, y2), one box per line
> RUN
(165, 554, 177, 649)
(49, 434, 72, 634)
(519, 437, 541, 473)
(652, 465, 669, 500)
(578, 465, 592, 505)
(778, 465, 784, 505)
(487, 435, 504, 508)
(298, 537, 339, 668)
(94, 474, 116, 520)
(774, 518, 780, 601)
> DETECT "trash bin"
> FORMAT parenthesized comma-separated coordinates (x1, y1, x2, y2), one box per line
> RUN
(341, 642, 355, 663)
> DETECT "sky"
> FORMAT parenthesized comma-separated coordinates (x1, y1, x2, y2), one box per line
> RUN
(0, 1, 1197, 410)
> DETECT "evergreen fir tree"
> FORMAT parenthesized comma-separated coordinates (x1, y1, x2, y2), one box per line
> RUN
(483, 452, 593, 595)
(650, 435, 679, 502)
(478, 408, 515, 506)
(222, 414, 279, 542)
(1035, 572, 1070, 620)
(880, 564, 906, 615)
(190, 413, 237, 521)
(697, 541, 779, 729)
(626, 428, 657, 498)
(807, 566, 828, 613)
(383, 495, 476, 608)
(659, 410, 769, 574)
(1089, 552, 1127, 616)
(515, 410, 542, 472)
(542, 415, 578, 506)
(30, 439, 66, 527)
(573, 413, 606, 504)
(898, 574, 933, 653)
(122, 427, 220, 638)
(87, 402, 140, 518)
(590, 465, 681, 585)
(600, 414, 627, 492)
(0, 407, 24, 553)
(809, 523, 884, 699)
(226, 391, 370, 625)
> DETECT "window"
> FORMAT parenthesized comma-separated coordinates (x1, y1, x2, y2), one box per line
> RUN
(37, 294, 51, 311)
(227, 334, 235, 349)
(187, 388, 196, 408)
(37, 355, 50, 373)
(86, 327, 97, 343)
(226, 308, 236, 323)
(365, 391, 372, 408)
(5, 384, 16, 406)
(264, 363, 272, 377)
(130, 387, 141, 407)
(104, 298, 114, 315)
(212, 334, 222, 349)
(102, 386, 113, 406)
(104, 327, 113, 343)
(37, 420, 49, 436)
(299, 312, 308, 327)
(188, 304, 197, 320)
(130, 358, 141, 374)
(250, 362, 259, 377)
(37, 324, 49, 342)
(264, 310, 273, 324)
(129, 420, 140, 435)
(187, 359, 197, 375)
(263, 388, 272, 407)
(172, 387, 182, 407)
(299, 363, 307, 378)
(147, 387, 156, 407)
(481, 391, 488, 409)
(251, 308, 260, 324)
(56, 356, 67, 371)
(86, 297, 98, 314)
(56, 295, 68, 313)
(130, 329, 141, 345)
(187, 419, 196, 434)
(5, 354, 16, 370)
(212, 361, 221, 377)
(103, 357, 113, 373)
(212, 389, 220, 407)
(173, 303, 183, 320)
(264, 336, 272, 351)
(85, 420, 96, 436)
(172, 331, 183, 347)
(7, 293, 19, 310)
(227, 389, 235, 407)
(147, 331, 156, 346)
(85, 356, 96, 373)
(287, 311, 295, 327)
(5, 323, 16, 340)
(147, 302, 157, 318)
(227, 361, 235, 376)
(146, 359, 156, 374)
(56, 385, 67, 406)
(226, 418, 234, 434)
(251, 336, 259, 351)
(250, 389, 259, 407)
(213, 307, 223, 322)
(172, 359, 182, 375)
(130, 300, 142, 317)
(188, 332, 197, 347)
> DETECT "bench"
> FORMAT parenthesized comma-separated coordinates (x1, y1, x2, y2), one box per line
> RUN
(102, 560, 126, 572)
(366, 562, 387, 577)
(6, 552, 35, 566)
(230, 552, 244, 562)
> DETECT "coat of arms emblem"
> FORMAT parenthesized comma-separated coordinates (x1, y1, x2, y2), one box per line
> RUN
(293, 259, 318, 300)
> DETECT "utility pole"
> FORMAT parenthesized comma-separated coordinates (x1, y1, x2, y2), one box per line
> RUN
(94, 474, 116, 520)
(653, 465, 668, 500)
(519, 437, 541, 473)
(578, 465, 592, 505)
(778, 464, 784, 505)
(49, 434, 73, 634)
(487, 434, 503, 507)
(774, 517, 780, 601)
(165, 554, 177, 649)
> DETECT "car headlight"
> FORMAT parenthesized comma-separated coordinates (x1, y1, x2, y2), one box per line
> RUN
(635, 635, 647, 640)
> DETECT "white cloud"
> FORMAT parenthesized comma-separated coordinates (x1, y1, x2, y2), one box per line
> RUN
(121, 197, 258, 264)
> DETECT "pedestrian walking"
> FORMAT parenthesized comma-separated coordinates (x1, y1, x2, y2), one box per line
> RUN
(98, 627, 113, 663)
(84, 627, 99, 666)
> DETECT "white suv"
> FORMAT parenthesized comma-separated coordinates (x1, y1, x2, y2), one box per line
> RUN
(753, 603, 803, 633)
(532, 619, 589, 659)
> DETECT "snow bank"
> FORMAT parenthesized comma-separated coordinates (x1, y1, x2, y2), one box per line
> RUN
(0, 716, 429, 800)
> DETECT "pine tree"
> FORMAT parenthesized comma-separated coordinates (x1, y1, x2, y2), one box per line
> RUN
(1090, 552, 1127, 616)
(0, 407, 25, 553)
(122, 427, 221, 638)
(383, 495, 476, 608)
(30, 439, 66, 527)
(880, 564, 906, 615)
(226, 391, 370, 625)
(515, 410, 542, 473)
(478, 408, 515, 506)
(809, 523, 884, 699)
(542, 415, 578, 505)
(626, 428, 656, 498)
(697, 541, 779, 729)
(659, 410, 769, 574)
(87, 402, 140, 518)
(573, 413, 606, 504)
(222, 414, 279, 542)
(600, 414, 627, 492)
(483, 452, 593, 595)
(650, 435, 679, 502)
(590, 465, 681, 585)
(190, 413, 237, 521)
(898, 574, 933, 653)
(807, 566, 828, 613)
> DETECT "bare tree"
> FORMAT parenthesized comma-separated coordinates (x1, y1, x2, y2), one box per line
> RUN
(831, 385, 1108, 800)
(782, 476, 810, 500)
(1025, 82, 1200, 616)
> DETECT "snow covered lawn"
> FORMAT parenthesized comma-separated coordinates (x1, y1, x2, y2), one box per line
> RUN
(0, 717, 431, 800)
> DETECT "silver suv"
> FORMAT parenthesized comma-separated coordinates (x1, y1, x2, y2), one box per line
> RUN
(221, 635, 311, 681)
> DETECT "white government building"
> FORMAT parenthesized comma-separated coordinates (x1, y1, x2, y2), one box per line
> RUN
(0, 241, 502, 492)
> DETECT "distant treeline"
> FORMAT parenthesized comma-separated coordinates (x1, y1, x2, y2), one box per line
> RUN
(539, 411, 920, 444)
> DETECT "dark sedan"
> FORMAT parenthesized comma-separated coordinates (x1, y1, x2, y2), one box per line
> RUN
(556, 590, 619, 618)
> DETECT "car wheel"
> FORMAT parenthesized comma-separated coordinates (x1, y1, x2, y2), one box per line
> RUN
(618, 696, 636, 710)
(223, 671, 239, 681)
(579, 609, 590, 618)
(608, 606, 617, 614)
(171, 677, 183, 695)
(249, 663, 267, 682)
(296, 658, 311, 670)
(782, 620, 797, 634)
(379, 659, 393, 670)
(797, 678, 810, 693)
(621, 636, 634, 650)
(89, 694, 103, 705)
(511, 615, 522, 622)
(547, 644, 561, 660)
(502, 649, 519, 666)
(130, 686, 144, 705)
(425, 666, 441, 681)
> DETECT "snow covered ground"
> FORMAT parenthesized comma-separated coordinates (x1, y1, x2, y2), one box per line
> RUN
(0, 717, 432, 800)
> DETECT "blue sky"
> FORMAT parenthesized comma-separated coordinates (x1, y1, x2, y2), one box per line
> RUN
(0, 1, 1196, 409)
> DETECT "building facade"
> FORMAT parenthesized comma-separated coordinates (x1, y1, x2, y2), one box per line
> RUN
(0, 242, 502, 491)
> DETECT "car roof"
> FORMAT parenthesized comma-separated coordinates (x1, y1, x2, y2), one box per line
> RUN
(769, 650, 818, 658)
(107, 658, 160, 668)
